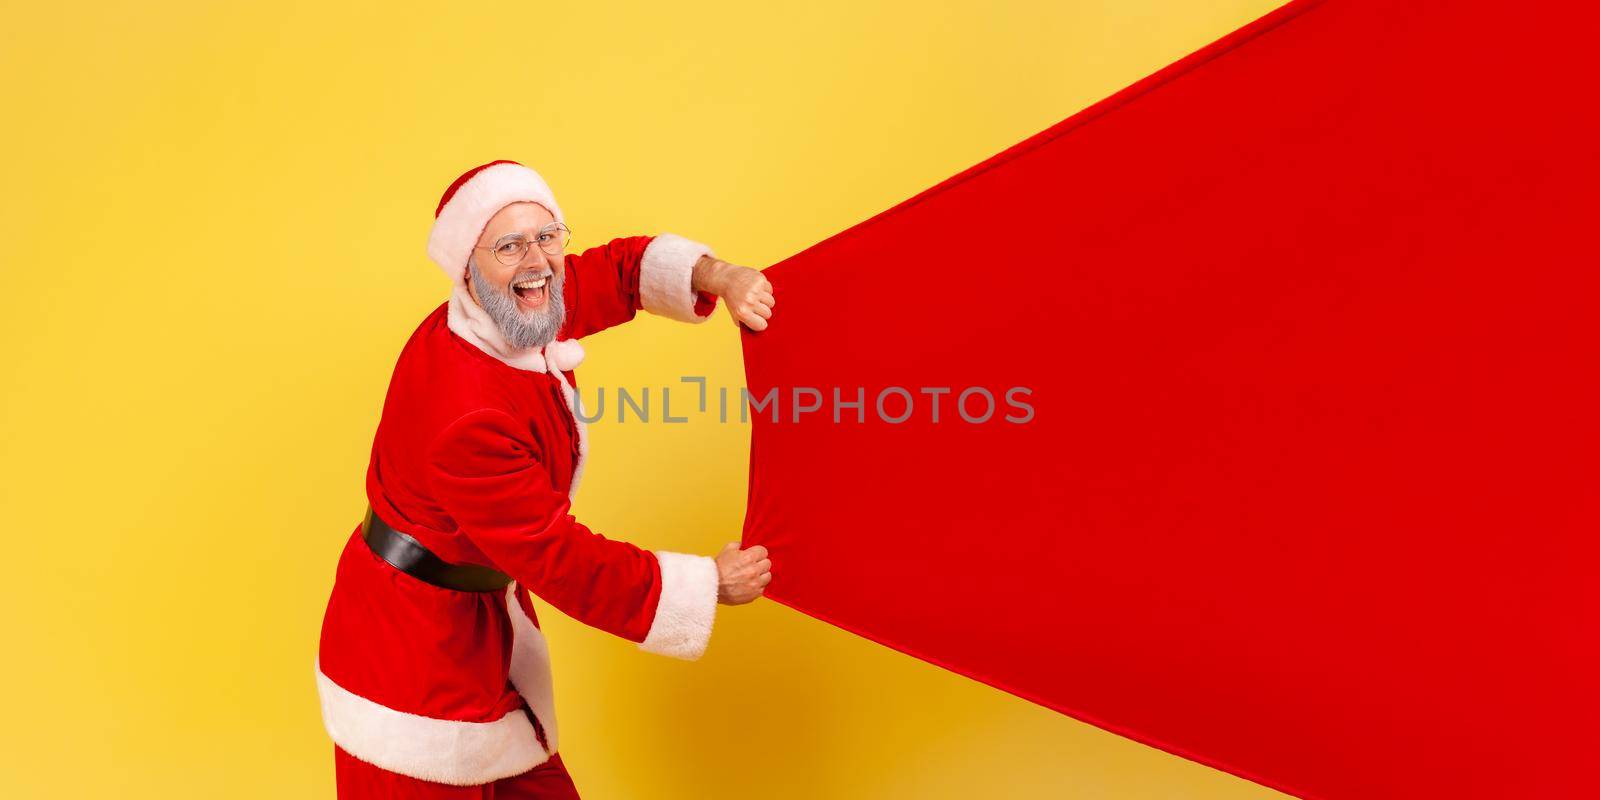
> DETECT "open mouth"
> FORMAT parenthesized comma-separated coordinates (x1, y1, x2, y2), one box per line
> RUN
(511, 274, 550, 310)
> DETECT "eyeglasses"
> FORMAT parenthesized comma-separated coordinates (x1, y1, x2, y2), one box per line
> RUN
(474, 223, 573, 266)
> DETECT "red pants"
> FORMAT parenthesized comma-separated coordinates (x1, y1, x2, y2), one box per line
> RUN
(335, 746, 581, 799)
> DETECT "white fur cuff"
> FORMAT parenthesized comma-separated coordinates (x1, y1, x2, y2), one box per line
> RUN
(638, 551, 719, 660)
(640, 233, 716, 323)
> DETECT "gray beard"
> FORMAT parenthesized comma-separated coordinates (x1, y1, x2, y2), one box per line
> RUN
(468, 257, 567, 349)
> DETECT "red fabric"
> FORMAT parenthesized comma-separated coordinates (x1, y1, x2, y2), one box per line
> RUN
(740, 1, 1597, 798)
(320, 234, 703, 721)
(335, 746, 581, 799)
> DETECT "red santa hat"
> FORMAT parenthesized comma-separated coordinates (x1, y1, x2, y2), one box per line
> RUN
(427, 160, 565, 284)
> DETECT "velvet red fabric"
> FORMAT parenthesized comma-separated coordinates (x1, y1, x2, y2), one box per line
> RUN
(740, 1, 1596, 797)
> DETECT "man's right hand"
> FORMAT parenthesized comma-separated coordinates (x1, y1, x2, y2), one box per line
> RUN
(715, 542, 772, 605)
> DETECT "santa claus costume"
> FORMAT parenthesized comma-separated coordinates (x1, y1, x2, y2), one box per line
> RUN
(316, 161, 724, 798)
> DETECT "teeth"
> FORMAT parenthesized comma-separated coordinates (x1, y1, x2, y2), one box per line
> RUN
(513, 278, 547, 290)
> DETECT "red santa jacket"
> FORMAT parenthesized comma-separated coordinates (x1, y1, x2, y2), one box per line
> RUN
(316, 232, 722, 785)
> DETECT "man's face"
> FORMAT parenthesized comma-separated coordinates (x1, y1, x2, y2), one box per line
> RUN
(466, 201, 567, 348)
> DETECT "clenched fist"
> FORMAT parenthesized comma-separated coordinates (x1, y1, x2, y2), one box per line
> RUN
(715, 542, 772, 605)
(691, 255, 775, 331)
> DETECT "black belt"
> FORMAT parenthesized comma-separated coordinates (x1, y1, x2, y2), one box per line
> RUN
(361, 506, 513, 592)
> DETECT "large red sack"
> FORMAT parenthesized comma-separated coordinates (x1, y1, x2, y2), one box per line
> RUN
(739, 1, 1597, 797)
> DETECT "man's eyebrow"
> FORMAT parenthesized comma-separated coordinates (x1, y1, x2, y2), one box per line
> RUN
(480, 226, 555, 246)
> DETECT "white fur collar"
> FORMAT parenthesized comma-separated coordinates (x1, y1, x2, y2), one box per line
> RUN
(446, 284, 585, 373)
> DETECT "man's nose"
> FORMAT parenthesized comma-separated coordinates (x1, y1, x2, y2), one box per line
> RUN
(516, 249, 552, 272)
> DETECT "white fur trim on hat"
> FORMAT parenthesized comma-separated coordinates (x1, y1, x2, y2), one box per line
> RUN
(428, 163, 565, 284)
(638, 550, 719, 660)
(640, 233, 717, 323)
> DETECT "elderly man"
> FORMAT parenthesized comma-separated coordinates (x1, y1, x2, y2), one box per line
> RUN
(315, 160, 775, 798)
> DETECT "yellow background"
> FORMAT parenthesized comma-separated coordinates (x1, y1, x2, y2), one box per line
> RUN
(0, 1, 1289, 796)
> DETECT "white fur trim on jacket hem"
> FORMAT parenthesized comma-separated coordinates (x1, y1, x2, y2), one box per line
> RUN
(638, 551, 719, 660)
(427, 162, 564, 285)
(639, 233, 716, 323)
(314, 658, 549, 786)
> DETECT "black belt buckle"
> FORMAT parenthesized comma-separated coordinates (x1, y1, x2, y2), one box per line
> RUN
(361, 506, 513, 593)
